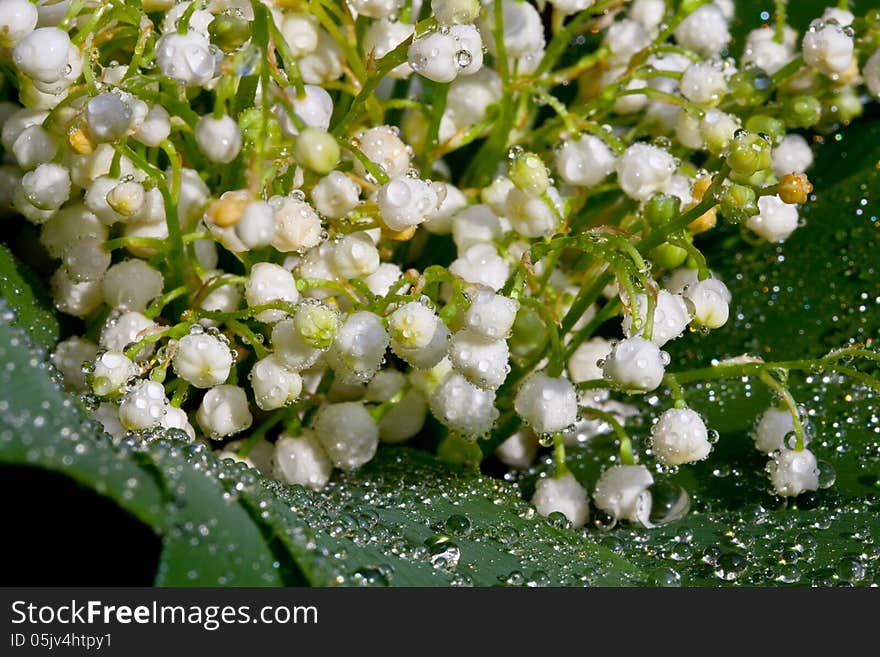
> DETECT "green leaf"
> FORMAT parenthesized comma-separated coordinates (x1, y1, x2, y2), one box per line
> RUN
(0, 307, 286, 586)
(0, 311, 163, 528)
(236, 447, 644, 586)
(0, 243, 59, 350)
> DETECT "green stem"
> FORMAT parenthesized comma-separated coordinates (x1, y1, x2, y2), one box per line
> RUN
(553, 433, 568, 476)
(581, 406, 635, 465)
(759, 369, 805, 451)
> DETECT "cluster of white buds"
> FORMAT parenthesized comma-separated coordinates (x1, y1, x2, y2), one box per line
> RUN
(0, 0, 860, 519)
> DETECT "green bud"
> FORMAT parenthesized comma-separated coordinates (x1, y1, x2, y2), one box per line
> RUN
(645, 193, 682, 229)
(208, 14, 252, 53)
(783, 95, 822, 129)
(744, 115, 785, 144)
(294, 304, 338, 349)
(726, 131, 772, 175)
(293, 128, 341, 174)
(727, 68, 772, 107)
(729, 168, 775, 187)
(825, 88, 863, 124)
(508, 150, 550, 196)
(718, 183, 758, 224)
(239, 107, 282, 149)
(650, 242, 689, 269)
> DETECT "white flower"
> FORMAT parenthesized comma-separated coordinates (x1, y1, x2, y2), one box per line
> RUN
(51, 337, 98, 391)
(495, 429, 538, 469)
(429, 372, 499, 437)
(134, 105, 171, 147)
(768, 448, 819, 497)
(822, 7, 854, 26)
(505, 187, 559, 238)
(280, 13, 320, 58)
(423, 183, 468, 234)
(604, 18, 651, 66)
(449, 329, 509, 390)
(743, 26, 796, 74)
(451, 205, 503, 251)
(0, 0, 38, 48)
(464, 288, 519, 340)
(673, 4, 730, 57)
(651, 408, 712, 465)
(388, 301, 449, 369)
(172, 332, 234, 389)
(568, 337, 613, 384)
(99, 311, 160, 360)
(314, 402, 379, 470)
(119, 380, 168, 431)
(532, 472, 590, 528)
(753, 407, 803, 453)
(298, 30, 345, 85)
(197, 385, 253, 439)
(700, 109, 740, 154)
(865, 49, 880, 100)
(680, 62, 727, 107)
(89, 351, 137, 397)
(549, 0, 592, 17)
(376, 175, 439, 232)
(245, 262, 299, 323)
(270, 196, 323, 253)
(621, 290, 691, 347)
(593, 464, 654, 524)
(235, 200, 276, 249)
(747, 194, 799, 243)
(13, 27, 73, 84)
(101, 260, 164, 312)
(61, 237, 111, 283)
(107, 181, 148, 220)
(155, 31, 217, 86)
(249, 355, 303, 411)
(408, 31, 459, 83)
(555, 135, 616, 188)
(771, 134, 814, 177)
(86, 92, 134, 143)
(602, 337, 666, 393)
(161, 405, 195, 441)
(354, 125, 411, 178)
(273, 433, 333, 491)
(802, 22, 853, 76)
(332, 232, 380, 280)
(615, 143, 676, 201)
(683, 277, 731, 329)
(40, 204, 106, 259)
(217, 439, 274, 474)
(446, 68, 502, 128)
(482, 0, 545, 60)
(449, 243, 510, 291)
(20, 162, 69, 211)
(514, 372, 578, 435)
(364, 370, 427, 443)
(348, 0, 402, 19)
(363, 262, 406, 297)
(49, 267, 101, 319)
(276, 84, 334, 138)
(325, 311, 389, 384)
(449, 24, 484, 77)
(10, 123, 57, 169)
(272, 303, 338, 370)
(629, 0, 665, 33)
(432, 0, 481, 25)
(195, 115, 242, 164)
(311, 171, 361, 219)
(364, 19, 414, 79)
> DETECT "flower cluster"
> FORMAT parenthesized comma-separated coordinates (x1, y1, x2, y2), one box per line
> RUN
(3, 0, 877, 527)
